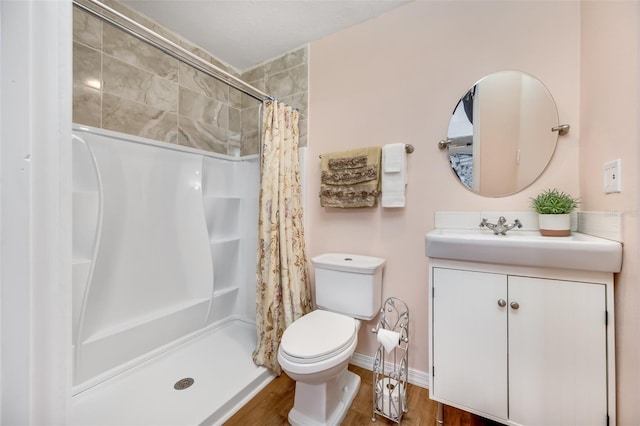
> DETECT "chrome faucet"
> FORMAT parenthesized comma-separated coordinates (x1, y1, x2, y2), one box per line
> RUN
(479, 216, 522, 235)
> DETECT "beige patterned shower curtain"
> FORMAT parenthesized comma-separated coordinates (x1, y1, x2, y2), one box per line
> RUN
(252, 100, 312, 374)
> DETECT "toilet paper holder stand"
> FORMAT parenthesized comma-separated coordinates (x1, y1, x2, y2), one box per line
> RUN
(371, 296, 409, 424)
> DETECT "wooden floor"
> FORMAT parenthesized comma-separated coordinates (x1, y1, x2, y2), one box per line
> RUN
(224, 364, 501, 426)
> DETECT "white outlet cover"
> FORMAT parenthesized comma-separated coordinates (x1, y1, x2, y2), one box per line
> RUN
(603, 159, 621, 193)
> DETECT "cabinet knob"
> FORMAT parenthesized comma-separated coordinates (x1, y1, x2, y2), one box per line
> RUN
(497, 299, 507, 307)
(510, 301, 520, 310)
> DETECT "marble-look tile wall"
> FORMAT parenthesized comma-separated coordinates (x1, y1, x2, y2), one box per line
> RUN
(72, 1, 309, 157)
(73, 3, 251, 156)
(241, 48, 309, 155)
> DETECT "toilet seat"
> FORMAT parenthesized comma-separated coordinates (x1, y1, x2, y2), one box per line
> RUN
(279, 310, 357, 364)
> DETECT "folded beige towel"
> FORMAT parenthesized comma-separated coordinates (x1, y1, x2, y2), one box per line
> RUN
(322, 165, 378, 185)
(328, 155, 367, 170)
(319, 147, 381, 208)
(321, 147, 380, 173)
(320, 184, 380, 208)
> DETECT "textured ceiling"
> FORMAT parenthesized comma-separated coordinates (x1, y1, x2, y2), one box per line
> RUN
(122, 0, 411, 71)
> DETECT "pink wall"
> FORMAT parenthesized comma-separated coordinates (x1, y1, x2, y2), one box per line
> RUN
(308, 0, 580, 378)
(477, 72, 520, 194)
(580, 2, 640, 424)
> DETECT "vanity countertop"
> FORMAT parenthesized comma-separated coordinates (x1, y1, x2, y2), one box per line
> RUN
(425, 229, 622, 273)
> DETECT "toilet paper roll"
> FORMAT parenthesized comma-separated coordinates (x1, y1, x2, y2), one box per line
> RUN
(375, 378, 403, 419)
(377, 328, 400, 353)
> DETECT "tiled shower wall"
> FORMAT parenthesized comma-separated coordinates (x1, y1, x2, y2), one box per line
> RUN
(72, 0, 308, 156)
(240, 49, 309, 154)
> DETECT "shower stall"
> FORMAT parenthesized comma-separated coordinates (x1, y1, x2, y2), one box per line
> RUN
(70, 127, 270, 425)
(68, 1, 278, 424)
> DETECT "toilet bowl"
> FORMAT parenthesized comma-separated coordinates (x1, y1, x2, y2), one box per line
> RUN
(277, 253, 385, 426)
(279, 310, 359, 379)
(278, 310, 361, 426)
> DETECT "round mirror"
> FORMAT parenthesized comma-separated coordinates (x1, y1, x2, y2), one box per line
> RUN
(446, 71, 560, 197)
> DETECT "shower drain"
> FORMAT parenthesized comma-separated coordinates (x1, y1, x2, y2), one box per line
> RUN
(173, 377, 195, 390)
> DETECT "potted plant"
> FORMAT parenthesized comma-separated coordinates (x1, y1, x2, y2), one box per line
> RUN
(530, 188, 580, 236)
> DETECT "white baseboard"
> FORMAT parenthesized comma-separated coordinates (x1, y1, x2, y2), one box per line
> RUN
(350, 352, 430, 390)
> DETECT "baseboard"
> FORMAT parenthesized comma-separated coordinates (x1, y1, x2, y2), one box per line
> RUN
(350, 352, 430, 390)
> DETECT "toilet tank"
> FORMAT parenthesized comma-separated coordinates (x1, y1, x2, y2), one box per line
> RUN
(312, 253, 385, 320)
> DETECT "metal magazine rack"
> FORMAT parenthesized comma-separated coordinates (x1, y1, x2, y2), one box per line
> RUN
(371, 297, 409, 423)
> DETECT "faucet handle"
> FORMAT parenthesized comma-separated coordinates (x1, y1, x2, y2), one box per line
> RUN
(479, 216, 522, 234)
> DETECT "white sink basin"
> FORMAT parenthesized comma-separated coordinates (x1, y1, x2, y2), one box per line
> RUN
(425, 229, 622, 272)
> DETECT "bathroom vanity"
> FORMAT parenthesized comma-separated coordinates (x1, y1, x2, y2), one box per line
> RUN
(425, 225, 621, 426)
(432, 68, 619, 424)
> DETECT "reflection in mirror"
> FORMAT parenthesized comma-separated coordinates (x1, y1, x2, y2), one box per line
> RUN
(447, 71, 560, 197)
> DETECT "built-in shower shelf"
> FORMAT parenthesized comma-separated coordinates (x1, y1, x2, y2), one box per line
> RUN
(73, 258, 92, 266)
(203, 194, 241, 201)
(213, 287, 239, 298)
(210, 236, 241, 245)
(73, 189, 100, 195)
(82, 298, 210, 345)
(203, 195, 241, 201)
(209, 287, 240, 324)
(203, 196, 241, 237)
(210, 238, 240, 293)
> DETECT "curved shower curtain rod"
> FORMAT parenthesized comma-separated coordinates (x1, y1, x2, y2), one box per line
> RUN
(72, 0, 275, 103)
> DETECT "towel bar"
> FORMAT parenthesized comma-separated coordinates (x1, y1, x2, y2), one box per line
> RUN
(319, 144, 414, 159)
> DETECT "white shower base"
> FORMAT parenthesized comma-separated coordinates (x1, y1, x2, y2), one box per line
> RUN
(71, 319, 273, 426)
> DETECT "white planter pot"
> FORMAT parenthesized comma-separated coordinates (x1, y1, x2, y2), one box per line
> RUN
(538, 214, 571, 237)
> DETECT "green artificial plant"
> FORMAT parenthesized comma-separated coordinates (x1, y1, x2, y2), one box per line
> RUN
(530, 188, 580, 215)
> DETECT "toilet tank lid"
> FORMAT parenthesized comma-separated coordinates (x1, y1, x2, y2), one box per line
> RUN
(311, 253, 385, 274)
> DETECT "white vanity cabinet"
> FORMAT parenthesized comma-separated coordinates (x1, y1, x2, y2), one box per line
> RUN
(429, 259, 614, 426)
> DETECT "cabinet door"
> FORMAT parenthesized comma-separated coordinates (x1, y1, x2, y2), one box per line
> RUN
(432, 268, 508, 419)
(508, 276, 608, 426)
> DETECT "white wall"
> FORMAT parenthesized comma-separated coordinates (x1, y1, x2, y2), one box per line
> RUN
(0, 0, 73, 423)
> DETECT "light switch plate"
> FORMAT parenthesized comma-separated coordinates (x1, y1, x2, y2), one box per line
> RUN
(603, 159, 621, 193)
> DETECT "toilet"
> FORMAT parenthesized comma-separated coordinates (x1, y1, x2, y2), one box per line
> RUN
(277, 253, 385, 426)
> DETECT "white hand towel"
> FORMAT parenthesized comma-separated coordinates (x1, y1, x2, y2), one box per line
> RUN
(383, 143, 404, 172)
(377, 328, 401, 353)
(381, 143, 407, 208)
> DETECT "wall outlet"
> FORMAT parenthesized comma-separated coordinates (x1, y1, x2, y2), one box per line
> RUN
(603, 159, 621, 193)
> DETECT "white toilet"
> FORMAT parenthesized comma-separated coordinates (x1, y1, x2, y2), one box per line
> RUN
(277, 253, 385, 426)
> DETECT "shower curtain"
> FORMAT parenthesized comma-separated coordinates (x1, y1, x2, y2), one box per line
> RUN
(252, 101, 312, 374)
